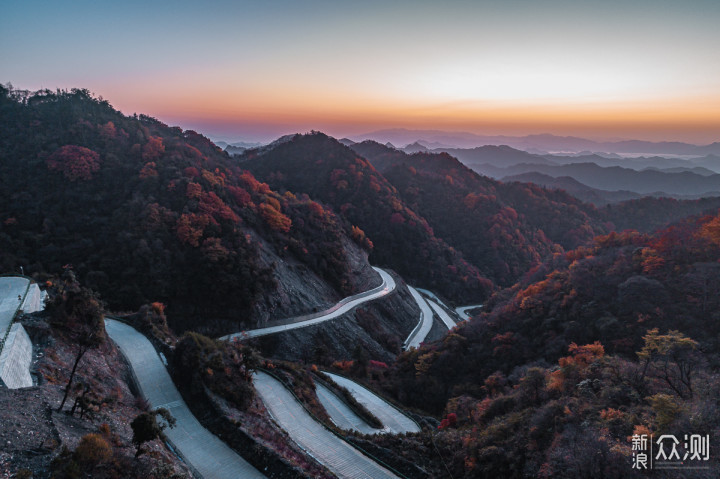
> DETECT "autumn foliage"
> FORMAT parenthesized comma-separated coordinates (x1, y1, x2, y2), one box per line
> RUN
(46, 145, 101, 181)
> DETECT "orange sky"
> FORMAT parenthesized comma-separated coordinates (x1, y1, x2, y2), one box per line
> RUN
(4, 0, 720, 143)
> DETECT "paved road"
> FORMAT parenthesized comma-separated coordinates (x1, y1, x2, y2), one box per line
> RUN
(105, 319, 265, 479)
(414, 288, 452, 310)
(403, 286, 434, 350)
(456, 304, 483, 320)
(426, 299, 457, 330)
(315, 382, 384, 435)
(323, 373, 420, 435)
(222, 267, 396, 340)
(253, 371, 398, 479)
(0, 276, 29, 343)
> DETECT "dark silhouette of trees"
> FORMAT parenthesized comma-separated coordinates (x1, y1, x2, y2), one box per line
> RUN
(130, 408, 176, 457)
(49, 270, 106, 412)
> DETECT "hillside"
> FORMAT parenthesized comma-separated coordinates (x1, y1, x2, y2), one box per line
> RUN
(352, 141, 610, 286)
(348, 212, 720, 478)
(239, 132, 492, 303)
(0, 87, 382, 335)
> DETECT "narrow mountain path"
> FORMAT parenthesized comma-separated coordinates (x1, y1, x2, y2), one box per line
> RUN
(426, 299, 457, 330)
(323, 372, 420, 435)
(253, 371, 399, 479)
(403, 286, 434, 349)
(221, 267, 396, 340)
(105, 319, 266, 479)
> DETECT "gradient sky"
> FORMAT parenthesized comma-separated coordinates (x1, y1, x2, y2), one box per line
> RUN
(3, 0, 719, 143)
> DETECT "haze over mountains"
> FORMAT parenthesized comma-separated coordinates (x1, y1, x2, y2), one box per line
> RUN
(351, 128, 720, 157)
(329, 134, 720, 206)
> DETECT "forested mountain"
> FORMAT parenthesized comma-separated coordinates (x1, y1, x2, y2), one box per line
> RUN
(239, 132, 492, 303)
(351, 141, 720, 287)
(0, 87, 378, 334)
(358, 212, 720, 478)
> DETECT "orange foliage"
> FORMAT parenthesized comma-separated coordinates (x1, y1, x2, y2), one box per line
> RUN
(199, 191, 240, 223)
(331, 360, 354, 371)
(175, 213, 211, 246)
(259, 203, 292, 232)
(150, 302, 165, 315)
(186, 182, 203, 199)
(202, 237, 231, 262)
(307, 201, 325, 216)
(141, 136, 165, 161)
(201, 169, 225, 187)
(699, 214, 720, 245)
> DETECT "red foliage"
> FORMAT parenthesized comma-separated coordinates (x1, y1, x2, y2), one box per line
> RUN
(438, 412, 457, 429)
(390, 212, 405, 225)
(46, 145, 101, 181)
(227, 185, 252, 207)
(369, 360, 388, 369)
(183, 166, 200, 178)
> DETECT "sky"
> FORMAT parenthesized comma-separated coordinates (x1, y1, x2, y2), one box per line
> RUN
(2, 0, 720, 144)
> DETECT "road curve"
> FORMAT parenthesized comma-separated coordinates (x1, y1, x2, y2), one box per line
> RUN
(456, 304, 483, 321)
(253, 371, 399, 479)
(323, 372, 420, 435)
(403, 286, 433, 350)
(105, 319, 265, 479)
(426, 299, 457, 330)
(222, 267, 396, 340)
(315, 382, 383, 435)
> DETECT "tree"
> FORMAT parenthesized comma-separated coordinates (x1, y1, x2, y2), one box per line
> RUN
(51, 270, 106, 412)
(638, 329, 699, 399)
(46, 145, 101, 181)
(130, 408, 176, 458)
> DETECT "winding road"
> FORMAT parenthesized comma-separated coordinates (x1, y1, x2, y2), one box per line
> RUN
(456, 304, 483, 320)
(253, 371, 399, 479)
(323, 372, 420, 435)
(105, 319, 265, 479)
(403, 286, 434, 350)
(315, 381, 383, 435)
(221, 267, 396, 340)
(426, 299, 457, 330)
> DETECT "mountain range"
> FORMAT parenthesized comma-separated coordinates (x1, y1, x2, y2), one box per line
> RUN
(352, 128, 720, 157)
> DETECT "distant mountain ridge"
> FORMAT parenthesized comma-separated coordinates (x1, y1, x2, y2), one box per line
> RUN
(356, 128, 720, 156)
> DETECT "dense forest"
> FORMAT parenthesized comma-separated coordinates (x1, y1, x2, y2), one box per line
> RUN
(351, 212, 720, 477)
(0, 86, 374, 334)
(240, 133, 493, 302)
